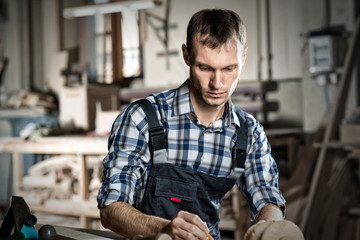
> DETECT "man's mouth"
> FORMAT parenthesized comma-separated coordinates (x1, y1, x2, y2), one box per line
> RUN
(207, 92, 224, 98)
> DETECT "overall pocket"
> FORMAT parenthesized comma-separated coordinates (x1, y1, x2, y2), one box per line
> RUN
(155, 177, 198, 219)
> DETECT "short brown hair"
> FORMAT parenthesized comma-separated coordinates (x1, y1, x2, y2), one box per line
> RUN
(186, 9, 246, 53)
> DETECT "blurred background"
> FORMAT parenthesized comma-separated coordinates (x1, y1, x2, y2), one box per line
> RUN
(0, 0, 359, 239)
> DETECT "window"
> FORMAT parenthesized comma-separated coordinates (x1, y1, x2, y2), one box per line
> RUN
(60, 0, 144, 85)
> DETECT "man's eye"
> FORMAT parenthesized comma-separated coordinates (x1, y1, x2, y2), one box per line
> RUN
(224, 66, 236, 71)
(199, 66, 210, 71)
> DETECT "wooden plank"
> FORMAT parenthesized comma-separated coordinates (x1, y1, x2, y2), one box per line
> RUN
(0, 108, 47, 118)
(0, 136, 108, 155)
(79, 155, 90, 200)
(313, 141, 360, 149)
(12, 152, 23, 195)
(219, 219, 236, 231)
(111, 12, 123, 82)
(31, 199, 99, 218)
(80, 216, 91, 229)
(300, 16, 360, 238)
(321, 159, 352, 240)
(52, 225, 114, 240)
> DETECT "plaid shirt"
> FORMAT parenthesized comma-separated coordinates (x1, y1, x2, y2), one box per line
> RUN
(97, 80, 285, 220)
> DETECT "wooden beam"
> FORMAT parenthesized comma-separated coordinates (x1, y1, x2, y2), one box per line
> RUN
(0, 137, 108, 155)
(111, 12, 123, 82)
(12, 153, 24, 195)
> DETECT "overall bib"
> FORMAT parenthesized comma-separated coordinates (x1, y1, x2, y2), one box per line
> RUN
(136, 99, 247, 240)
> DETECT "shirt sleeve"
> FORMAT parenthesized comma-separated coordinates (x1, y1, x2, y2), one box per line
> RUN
(238, 115, 286, 221)
(97, 103, 151, 209)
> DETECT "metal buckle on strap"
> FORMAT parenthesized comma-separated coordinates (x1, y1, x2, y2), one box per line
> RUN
(149, 126, 165, 151)
(234, 167, 244, 173)
(149, 126, 164, 137)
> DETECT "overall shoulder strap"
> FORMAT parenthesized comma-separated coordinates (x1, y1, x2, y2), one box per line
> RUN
(234, 109, 248, 168)
(228, 108, 248, 179)
(134, 99, 167, 163)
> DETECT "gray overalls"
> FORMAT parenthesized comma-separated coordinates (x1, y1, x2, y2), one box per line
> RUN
(135, 99, 248, 240)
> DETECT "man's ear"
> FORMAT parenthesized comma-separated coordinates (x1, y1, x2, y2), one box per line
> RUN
(242, 46, 248, 65)
(182, 44, 190, 66)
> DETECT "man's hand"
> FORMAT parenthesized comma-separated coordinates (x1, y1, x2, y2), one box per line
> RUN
(100, 202, 170, 238)
(100, 203, 211, 240)
(162, 211, 211, 240)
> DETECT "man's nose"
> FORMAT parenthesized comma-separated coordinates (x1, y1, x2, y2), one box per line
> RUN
(210, 71, 223, 89)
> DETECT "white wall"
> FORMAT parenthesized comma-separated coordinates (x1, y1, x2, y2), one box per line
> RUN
(0, 0, 358, 133)
(301, 0, 356, 132)
(270, 0, 304, 79)
(143, 0, 306, 88)
(42, 0, 60, 90)
(142, 0, 305, 128)
(0, 0, 59, 93)
(0, 0, 28, 92)
(142, 0, 357, 132)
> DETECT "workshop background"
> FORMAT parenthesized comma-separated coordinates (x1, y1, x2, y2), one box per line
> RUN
(0, 0, 359, 239)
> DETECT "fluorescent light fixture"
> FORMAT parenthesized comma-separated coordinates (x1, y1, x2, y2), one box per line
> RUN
(63, 0, 155, 19)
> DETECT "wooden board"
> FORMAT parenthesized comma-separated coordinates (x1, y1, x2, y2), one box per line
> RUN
(0, 136, 108, 155)
(243, 220, 304, 240)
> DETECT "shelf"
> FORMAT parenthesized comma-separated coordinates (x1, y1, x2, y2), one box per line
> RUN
(313, 141, 360, 149)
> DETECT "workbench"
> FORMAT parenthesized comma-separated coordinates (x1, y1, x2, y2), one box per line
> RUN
(0, 136, 108, 228)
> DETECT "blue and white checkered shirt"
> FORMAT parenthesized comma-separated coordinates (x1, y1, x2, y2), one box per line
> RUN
(97, 80, 285, 220)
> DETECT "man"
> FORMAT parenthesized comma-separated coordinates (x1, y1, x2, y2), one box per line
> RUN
(97, 8, 285, 240)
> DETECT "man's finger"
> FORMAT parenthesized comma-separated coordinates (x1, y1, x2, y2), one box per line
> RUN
(178, 211, 208, 230)
(176, 211, 209, 239)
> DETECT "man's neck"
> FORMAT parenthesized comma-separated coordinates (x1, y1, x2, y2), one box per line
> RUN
(198, 106, 225, 127)
(190, 92, 226, 127)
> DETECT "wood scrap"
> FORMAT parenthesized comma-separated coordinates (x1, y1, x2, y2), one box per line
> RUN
(243, 221, 272, 240)
(243, 220, 304, 240)
(21, 154, 103, 205)
(261, 220, 304, 240)
(23, 170, 57, 188)
(5, 90, 57, 111)
(131, 234, 172, 240)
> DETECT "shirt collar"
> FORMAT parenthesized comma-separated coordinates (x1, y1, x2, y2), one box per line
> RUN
(172, 79, 193, 116)
(172, 79, 241, 128)
(229, 99, 241, 128)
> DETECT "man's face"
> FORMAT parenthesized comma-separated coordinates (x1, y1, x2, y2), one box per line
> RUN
(182, 37, 247, 110)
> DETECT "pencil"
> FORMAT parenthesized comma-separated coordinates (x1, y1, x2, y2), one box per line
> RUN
(206, 233, 214, 240)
